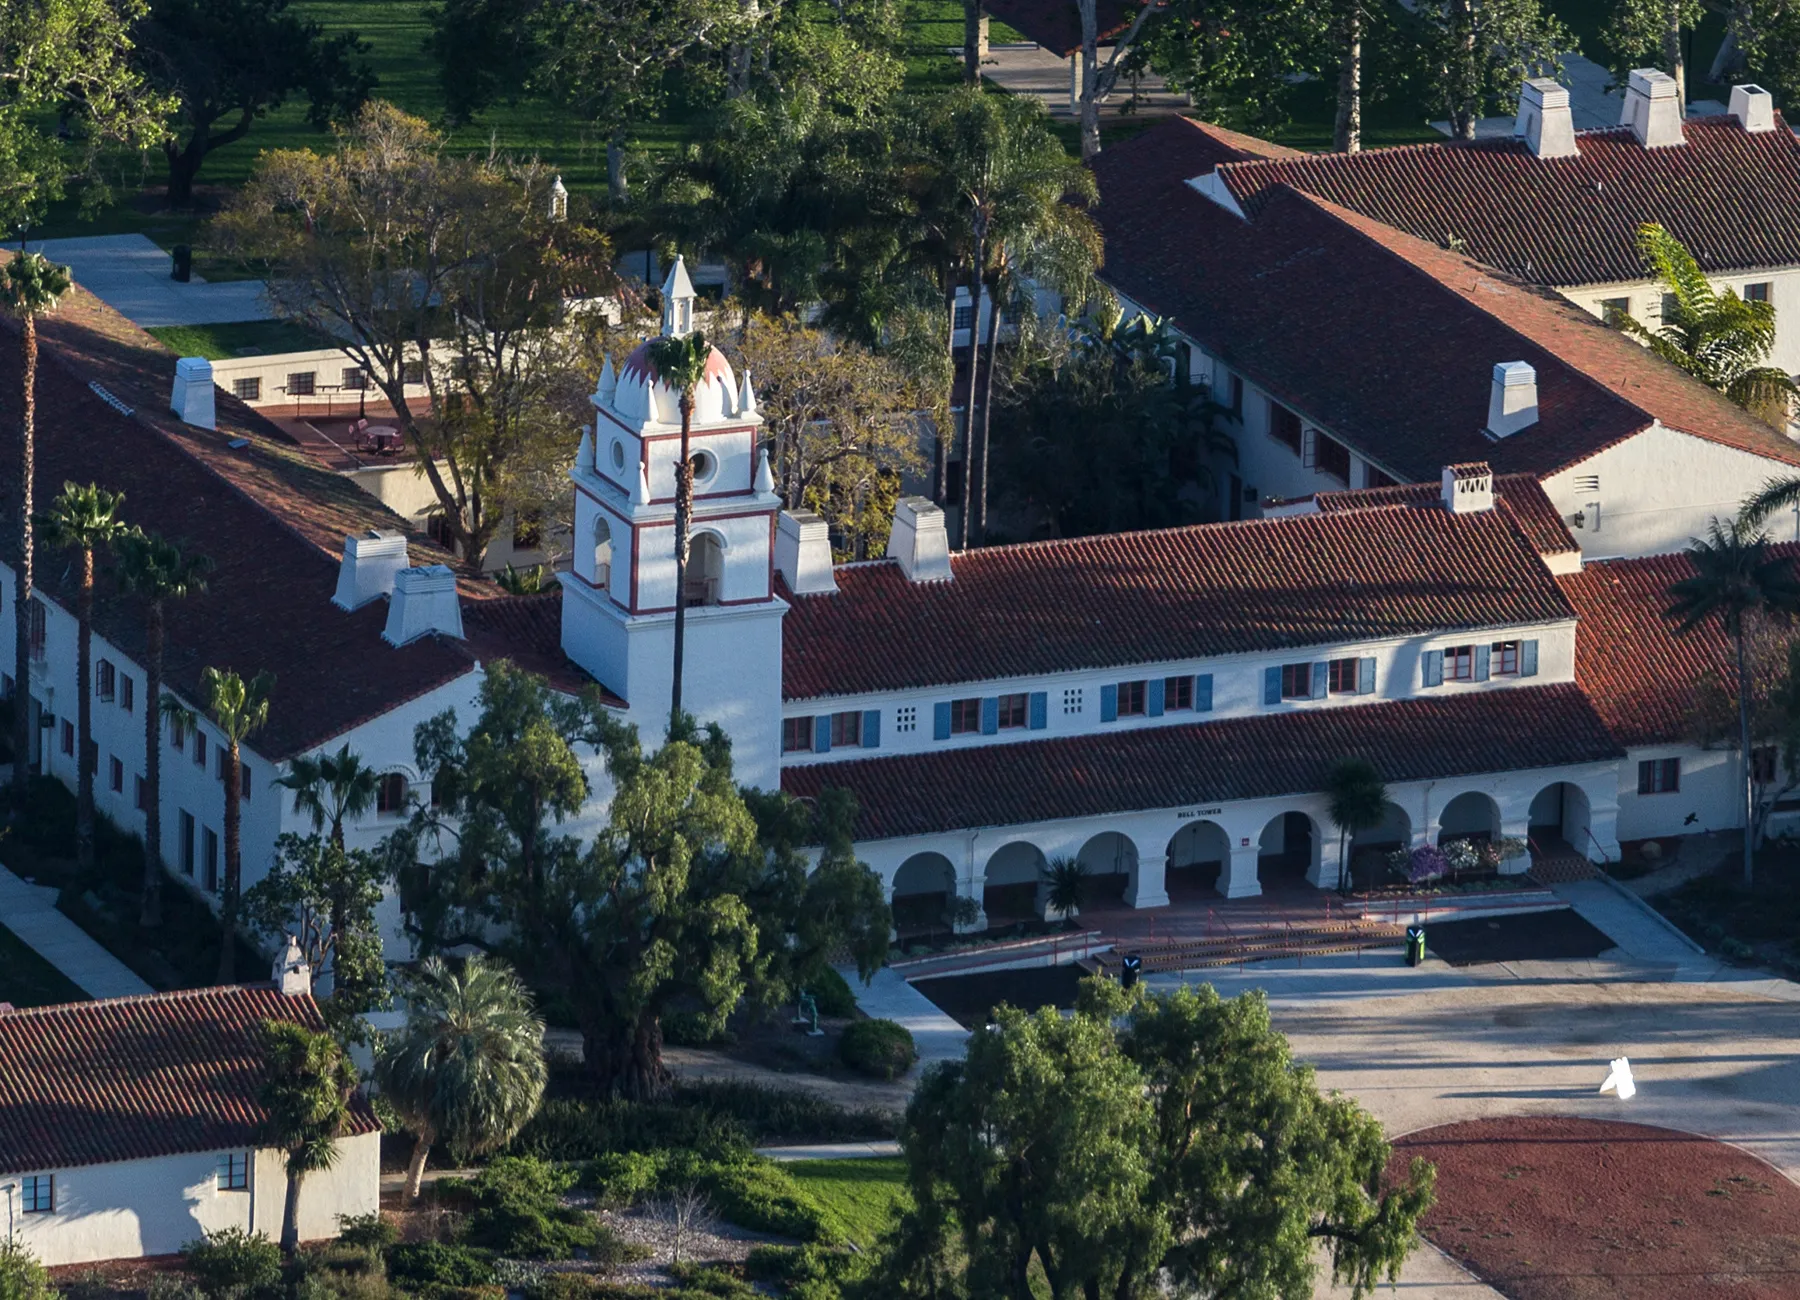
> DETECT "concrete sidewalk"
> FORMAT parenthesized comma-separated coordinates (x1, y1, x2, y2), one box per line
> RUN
(847, 966, 970, 1067)
(0, 865, 152, 999)
(757, 1141, 902, 1162)
(26, 234, 271, 328)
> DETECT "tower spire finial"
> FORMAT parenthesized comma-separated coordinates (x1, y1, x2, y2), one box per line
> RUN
(661, 255, 697, 338)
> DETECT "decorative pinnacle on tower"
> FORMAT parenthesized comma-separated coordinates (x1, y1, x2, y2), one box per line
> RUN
(661, 255, 697, 338)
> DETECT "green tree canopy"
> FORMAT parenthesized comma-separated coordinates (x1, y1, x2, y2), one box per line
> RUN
(258, 1019, 356, 1256)
(243, 832, 387, 1020)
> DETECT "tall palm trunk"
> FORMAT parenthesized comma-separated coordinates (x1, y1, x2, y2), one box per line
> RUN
(936, 278, 956, 505)
(139, 603, 165, 927)
(962, 0, 984, 83)
(1334, 1, 1364, 153)
(972, 274, 1002, 546)
(1736, 626, 1755, 885)
(957, 226, 987, 550)
(74, 548, 96, 877)
(669, 393, 695, 731)
(280, 1164, 304, 1256)
(1078, 0, 1103, 160)
(218, 737, 243, 982)
(12, 312, 35, 805)
(404, 1128, 435, 1201)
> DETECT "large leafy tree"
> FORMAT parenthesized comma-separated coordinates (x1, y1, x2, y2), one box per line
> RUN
(213, 103, 613, 570)
(115, 531, 211, 927)
(885, 979, 1434, 1299)
(646, 331, 713, 731)
(258, 1020, 356, 1257)
(1131, 0, 1326, 139)
(376, 954, 548, 1200)
(1733, 0, 1800, 105)
(1612, 222, 1800, 423)
(1666, 518, 1800, 885)
(134, 0, 373, 205)
(36, 481, 132, 882)
(243, 832, 386, 1015)
(1413, 0, 1573, 140)
(1602, 0, 1704, 100)
(202, 666, 274, 981)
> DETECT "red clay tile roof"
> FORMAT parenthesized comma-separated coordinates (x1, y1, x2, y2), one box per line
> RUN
(781, 504, 1573, 699)
(1218, 116, 1800, 287)
(1090, 118, 1800, 483)
(462, 589, 627, 706)
(0, 985, 380, 1176)
(1306, 473, 1579, 558)
(782, 684, 1621, 839)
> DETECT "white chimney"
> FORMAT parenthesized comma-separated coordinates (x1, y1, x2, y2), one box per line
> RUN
(775, 511, 839, 595)
(1441, 462, 1495, 514)
(383, 564, 465, 646)
(1621, 69, 1684, 148)
(171, 356, 216, 430)
(332, 530, 409, 611)
(273, 934, 311, 996)
(1516, 79, 1578, 158)
(1486, 361, 1539, 438)
(885, 497, 953, 583)
(1729, 83, 1775, 133)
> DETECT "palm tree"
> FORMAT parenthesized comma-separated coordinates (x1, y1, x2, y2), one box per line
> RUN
(276, 743, 378, 850)
(115, 532, 212, 927)
(258, 1019, 356, 1257)
(202, 666, 274, 981)
(1040, 855, 1088, 921)
(2, 253, 71, 808)
(1610, 223, 1800, 422)
(376, 954, 548, 1200)
(1666, 518, 1800, 885)
(1324, 757, 1389, 895)
(35, 482, 132, 880)
(646, 330, 713, 732)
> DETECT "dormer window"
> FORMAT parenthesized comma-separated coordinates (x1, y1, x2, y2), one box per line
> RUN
(1444, 645, 1476, 681)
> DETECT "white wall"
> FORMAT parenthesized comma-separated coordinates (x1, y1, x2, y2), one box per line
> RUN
(1563, 266, 1800, 377)
(208, 348, 432, 412)
(1613, 743, 1743, 841)
(8, 1132, 379, 1267)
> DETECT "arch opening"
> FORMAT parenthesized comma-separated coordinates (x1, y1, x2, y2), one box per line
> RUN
(1529, 782, 1592, 858)
(1166, 820, 1229, 898)
(1258, 812, 1318, 890)
(891, 851, 956, 937)
(684, 531, 724, 606)
(592, 515, 613, 588)
(983, 841, 1048, 926)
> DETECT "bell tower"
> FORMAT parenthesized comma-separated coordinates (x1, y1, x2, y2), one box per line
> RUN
(560, 257, 787, 787)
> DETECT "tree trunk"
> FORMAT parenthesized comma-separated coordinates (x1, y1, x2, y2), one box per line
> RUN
(13, 314, 35, 810)
(74, 550, 95, 879)
(1665, 0, 1686, 104)
(606, 131, 630, 203)
(1451, 0, 1477, 140)
(935, 278, 956, 505)
(972, 275, 1002, 546)
(1334, 2, 1364, 153)
(962, 0, 985, 83)
(218, 738, 242, 982)
(1079, 0, 1102, 159)
(404, 1132, 433, 1201)
(164, 135, 207, 209)
(956, 229, 986, 550)
(139, 605, 164, 927)
(280, 1165, 303, 1256)
(670, 394, 695, 732)
(584, 1011, 672, 1101)
(1737, 627, 1755, 886)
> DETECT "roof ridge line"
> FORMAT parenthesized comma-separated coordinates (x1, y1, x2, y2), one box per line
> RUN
(0, 981, 285, 1017)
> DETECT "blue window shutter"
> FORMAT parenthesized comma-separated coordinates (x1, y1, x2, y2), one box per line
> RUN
(813, 715, 832, 753)
(1521, 639, 1539, 677)
(1423, 650, 1444, 688)
(1028, 692, 1047, 730)
(981, 697, 999, 735)
(933, 702, 951, 739)
(861, 710, 880, 748)
(1147, 678, 1165, 717)
(1100, 684, 1119, 722)
(1263, 666, 1282, 706)
(1195, 674, 1214, 712)
(1474, 644, 1491, 682)
(1358, 657, 1376, 695)
(1311, 663, 1328, 700)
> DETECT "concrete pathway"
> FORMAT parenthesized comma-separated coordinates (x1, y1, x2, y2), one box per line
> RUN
(0, 865, 152, 999)
(25, 234, 271, 328)
(757, 1141, 902, 1162)
(978, 43, 1190, 123)
(848, 966, 970, 1067)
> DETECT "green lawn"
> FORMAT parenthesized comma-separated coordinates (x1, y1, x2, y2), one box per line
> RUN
(785, 1157, 912, 1249)
(145, 320, 339, 359)
(0, 923, 89, 1008)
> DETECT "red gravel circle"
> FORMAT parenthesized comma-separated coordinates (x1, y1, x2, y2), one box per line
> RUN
(1389, 1117, 1800, 1300)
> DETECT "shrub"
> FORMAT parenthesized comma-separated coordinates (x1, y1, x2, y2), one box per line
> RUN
(838, 1019, 917, 1081)
(662, 1010, 732, 1048)
(523, 1275, 607, 1300)
(147, 1278, 206, 1300)
(808, 967, 857, 1018)
(685, 1156, 835, 1243)
(665, 1265, 756, 1297)
(584, 1151, 665, 1206)
(0, 1243, 53, 1300)
(384, 1243, 495, 1291)
(675, 1081, 898, 1144)
(181, 1228, 283, 1300)
(336, 1213, 398, 1252)
(460, 1157, 599, 1259)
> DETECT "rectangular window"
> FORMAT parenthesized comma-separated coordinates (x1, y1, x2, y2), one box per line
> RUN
(829, 711, 863, 747)
(1116, 680, 1148, 716)
(944, 458, 964, 505)
(1314, 432, 1351, 482)
(1228, 373, 1244, 416)
(194, 731, 208, 768)
(240, 762, 252, 802)
(60, 719, 74, 756)
(217, 1153, 249, 1192)
(402, 360, 425, 385)
(953, 304, 973, 332)
(1444, 645, 1476, 682)
(171, 714, 187, 750)
(1279, 663, 1312, 700)
(1365, 466, 1398, 490)
(109, 756, 123, 793)
(949, 698, 982, 735)
(1326, 658, 1361, 694)
(120, 673, 134, 713)
(377, 772, 406, 813)
(895, 706, 917, 734)
(180, 810, 196, 876)
(216, 748, 227, 780)
(21, 1175, 52, 1214)
(1637, 757, 1681, 795)
(136, 775, 148, 812)
(97, 659, 115, 702)
(1063, 687, 1083, 715)
(1753, 745, 1778, 784)
(1745, 282, 1772, 303)
(1661, 292, 1680, 321)
(1600, 296, 1631, 320)
(341, 367, 367, 391)
(203, 827, 219, 892)
(1268, 401, 1302, 454)
(996, 693, 1028, 729)
(232, 376, 262, 402)
(1164, 676, 1193, 711)
(287, 371, 317, 397)
(781, 716, 814, 753)
(28, 600, 45, 659)
(1491, 641, 1520, 676)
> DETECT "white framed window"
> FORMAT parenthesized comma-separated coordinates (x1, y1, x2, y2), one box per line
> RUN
(896, 706, 917, 734)
(1063, 687, 1083, 715)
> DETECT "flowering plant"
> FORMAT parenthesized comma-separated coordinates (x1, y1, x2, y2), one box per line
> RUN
(1407, 845, 1450, 884)
(1442, 839, 1482, 873)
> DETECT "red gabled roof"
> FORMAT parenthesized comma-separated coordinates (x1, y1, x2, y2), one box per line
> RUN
(1305, 473, 1579, 558)
(0, 985, 380, 1176)
(462, 589, 627, 706)
(782, 503, 1573, 700)
(782, 684, 1621, 840)
(1218, 116, 1800, 287)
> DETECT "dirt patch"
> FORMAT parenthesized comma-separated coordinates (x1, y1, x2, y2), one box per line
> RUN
(1423, 909, 1615, 967)
(911, 964, 1087, 1029)
(1392, 1116, 1800, 1300)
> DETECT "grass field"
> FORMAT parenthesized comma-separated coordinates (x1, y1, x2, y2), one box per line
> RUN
(145, 320, 338, 358)
(0, 923, 89, 1008)
(786, 1157, 912, 1250)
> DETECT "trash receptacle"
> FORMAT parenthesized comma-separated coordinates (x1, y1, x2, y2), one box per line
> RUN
(1405, 925, 1426, 967)
(171, 245, 192, 282)
(1121, 953, 1142, 990)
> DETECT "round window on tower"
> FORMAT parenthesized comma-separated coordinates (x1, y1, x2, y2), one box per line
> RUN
(610, 439, 626, 471)
(689, 450, 718, 488)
